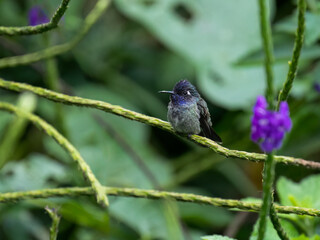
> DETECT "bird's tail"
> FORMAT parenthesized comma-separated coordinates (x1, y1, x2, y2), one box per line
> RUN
(207, 128, 222, 144)
(199, 116, 223, 144)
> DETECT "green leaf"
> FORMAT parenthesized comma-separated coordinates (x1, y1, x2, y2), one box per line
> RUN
(276, 175, 320, 235)
(114, 0, 280, 109)
(0, 153, 67, 192)
(43, 135, 71, 164)
(0, 0, 24, 26)
(179, 202, 232, 228)
(74, 83, 148, 144)
(277, 175, 320, 209)
(60, 200, 109, 232)
(0, 112, 12, 135)
(250, 217, 299, 240)
(110, 198, 168, 239)
(201, 235, 236, 240)
(0, 208, 49, 240)
(292, 234, 320, 240)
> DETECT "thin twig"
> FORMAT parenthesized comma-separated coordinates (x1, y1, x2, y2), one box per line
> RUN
(0, 78, 319, 169)
(277, 0, 306, 109)
(45, 206, 61, 240)
(257, 0, 306, 238)
(0, 186, 320, 217)
(258, 0, 275, 108)
(0, 0, 110, 68)
(270, 203, 290, 240)
(257, 154, 276, 240)
(0, 0, 71, 36)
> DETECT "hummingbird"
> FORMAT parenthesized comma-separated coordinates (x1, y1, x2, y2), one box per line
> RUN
(159, 80, 222, 143)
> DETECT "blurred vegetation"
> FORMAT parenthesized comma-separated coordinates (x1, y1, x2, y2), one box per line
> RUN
(0, 0, 320, 239)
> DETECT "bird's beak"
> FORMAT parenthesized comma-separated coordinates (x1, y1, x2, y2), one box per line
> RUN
(159, 90, 174, 94)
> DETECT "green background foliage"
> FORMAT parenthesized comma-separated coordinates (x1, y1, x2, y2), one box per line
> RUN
(0, 0, 320, 239)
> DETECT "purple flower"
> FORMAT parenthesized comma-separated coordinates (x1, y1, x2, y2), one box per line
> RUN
(251, 96, 292, 153)
(314, 83, 320, 93)
(28, 6, 49, 26)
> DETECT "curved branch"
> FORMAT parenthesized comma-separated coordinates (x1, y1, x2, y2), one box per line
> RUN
(0, 0, 70, 36)
(0, 186, 319, 217)
(270, 203, 290, 240)
(0, 78, 319, 169)
(0, 0, 110, 68)
(45, 207, 61, 240)
(0, 101, 109, 207)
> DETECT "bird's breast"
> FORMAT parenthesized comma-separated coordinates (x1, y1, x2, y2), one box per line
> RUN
(167, 102, 201, 134)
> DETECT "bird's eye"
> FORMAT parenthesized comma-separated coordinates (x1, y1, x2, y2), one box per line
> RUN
(186, 90, 191, 96)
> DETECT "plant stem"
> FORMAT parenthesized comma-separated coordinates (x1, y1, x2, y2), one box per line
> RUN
(0, 0, 70, 36)
(257, 154, 276, 240)
(0, 77, 319, 169)
(45, 207, 61, 240)
(258, 0, 275, 108)
(0, 186, 320, 217)
(277, 0, 306, 109)
(269, 203, 290, 240)
(0, 0, 110, 68)
(43, 32, 66, 135)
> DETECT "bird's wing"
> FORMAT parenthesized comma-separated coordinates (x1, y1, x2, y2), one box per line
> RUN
(197, 99, 222, 143)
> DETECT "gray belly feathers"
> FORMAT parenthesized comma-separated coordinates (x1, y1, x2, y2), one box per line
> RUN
(168, 103, 201, 134)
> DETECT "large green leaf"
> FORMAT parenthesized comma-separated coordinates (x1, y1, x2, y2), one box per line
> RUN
(59, 200, 109, 233)
(0, 153, 67, 192)
(113, 0, 284, 109)
(277, 175, 320, 210)
(0, 113, 12, 137)
(0, 208, 49, 240)
(110, 198, 169, 239)
(268, 175, 320, 238)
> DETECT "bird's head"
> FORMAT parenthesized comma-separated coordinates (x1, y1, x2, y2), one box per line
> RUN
(159, 80, 200, 105)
